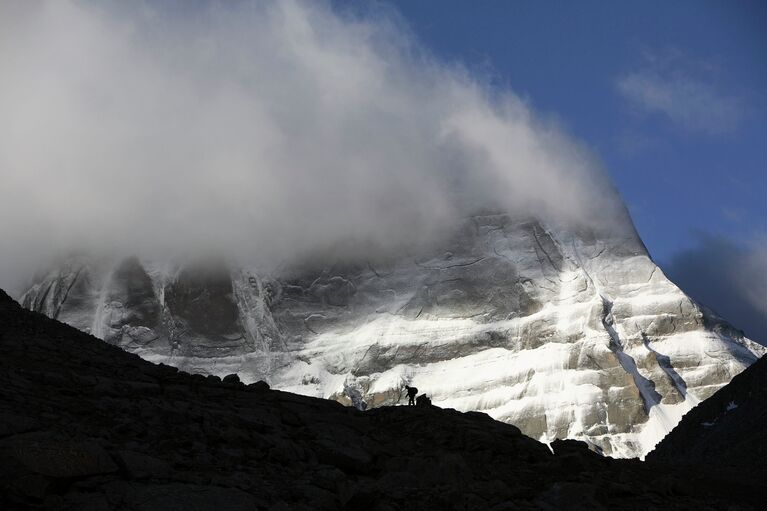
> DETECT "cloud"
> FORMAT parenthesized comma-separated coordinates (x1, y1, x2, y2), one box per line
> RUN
(664, 235, 767, 345)
(0, 0, 624, 293)
(617, 59, 743, 135)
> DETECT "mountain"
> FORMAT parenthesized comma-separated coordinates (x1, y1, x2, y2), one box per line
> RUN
(1, 289, 764, 510)
(19, 213, 765, 458)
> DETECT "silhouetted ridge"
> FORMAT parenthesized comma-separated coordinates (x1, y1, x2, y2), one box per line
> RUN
(0, 288, 16, 306)
(649, 353, 767, 467)
(0, 288, 764, 509)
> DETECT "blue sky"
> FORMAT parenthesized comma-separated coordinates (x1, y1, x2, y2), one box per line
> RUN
(374, 0, 767, 263)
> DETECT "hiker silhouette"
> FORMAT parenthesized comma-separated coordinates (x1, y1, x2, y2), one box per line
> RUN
(405, 385, 418, 406)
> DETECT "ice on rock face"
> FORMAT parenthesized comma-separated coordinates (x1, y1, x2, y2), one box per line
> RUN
(20, 215, 766, 458)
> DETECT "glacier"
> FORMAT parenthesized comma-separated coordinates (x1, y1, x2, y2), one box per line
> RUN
(20, 213, 765, 458)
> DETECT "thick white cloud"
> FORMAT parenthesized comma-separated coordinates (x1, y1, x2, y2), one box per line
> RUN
(0, 0, 622, 292)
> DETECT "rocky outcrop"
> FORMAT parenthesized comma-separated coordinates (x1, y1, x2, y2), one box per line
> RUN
(19, 215, 766, 457)
(1, 289, 764, 509)
(648, 351, 767, 468)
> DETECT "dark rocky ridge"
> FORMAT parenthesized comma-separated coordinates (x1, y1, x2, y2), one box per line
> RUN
(649, 350, 767, 468)
(0, 289, 763, 510)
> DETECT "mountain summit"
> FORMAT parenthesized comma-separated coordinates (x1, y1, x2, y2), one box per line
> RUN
(20, 213, 765, 457)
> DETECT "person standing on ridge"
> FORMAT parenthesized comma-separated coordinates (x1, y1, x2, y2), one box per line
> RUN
(404, 385, 418, 406)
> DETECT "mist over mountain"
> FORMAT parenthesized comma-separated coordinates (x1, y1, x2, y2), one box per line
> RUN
(0, 0, 625, 293)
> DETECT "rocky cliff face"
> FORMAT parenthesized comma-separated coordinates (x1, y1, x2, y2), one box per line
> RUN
(19, 213, 765, 458)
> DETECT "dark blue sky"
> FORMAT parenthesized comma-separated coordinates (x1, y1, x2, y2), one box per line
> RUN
(373, 0, 767, 264)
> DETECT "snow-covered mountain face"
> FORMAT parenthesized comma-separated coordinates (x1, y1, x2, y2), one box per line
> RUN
(20, 213, 765, 458)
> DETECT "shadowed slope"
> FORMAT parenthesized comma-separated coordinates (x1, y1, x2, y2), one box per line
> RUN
(649, 352, 767, 468)
(0, 289, 762, 510)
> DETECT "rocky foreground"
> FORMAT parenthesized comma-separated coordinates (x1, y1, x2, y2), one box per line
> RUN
(0, 289, 764, 510)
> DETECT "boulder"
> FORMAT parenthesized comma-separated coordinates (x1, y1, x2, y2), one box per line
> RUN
(222, 374, 241, 384)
